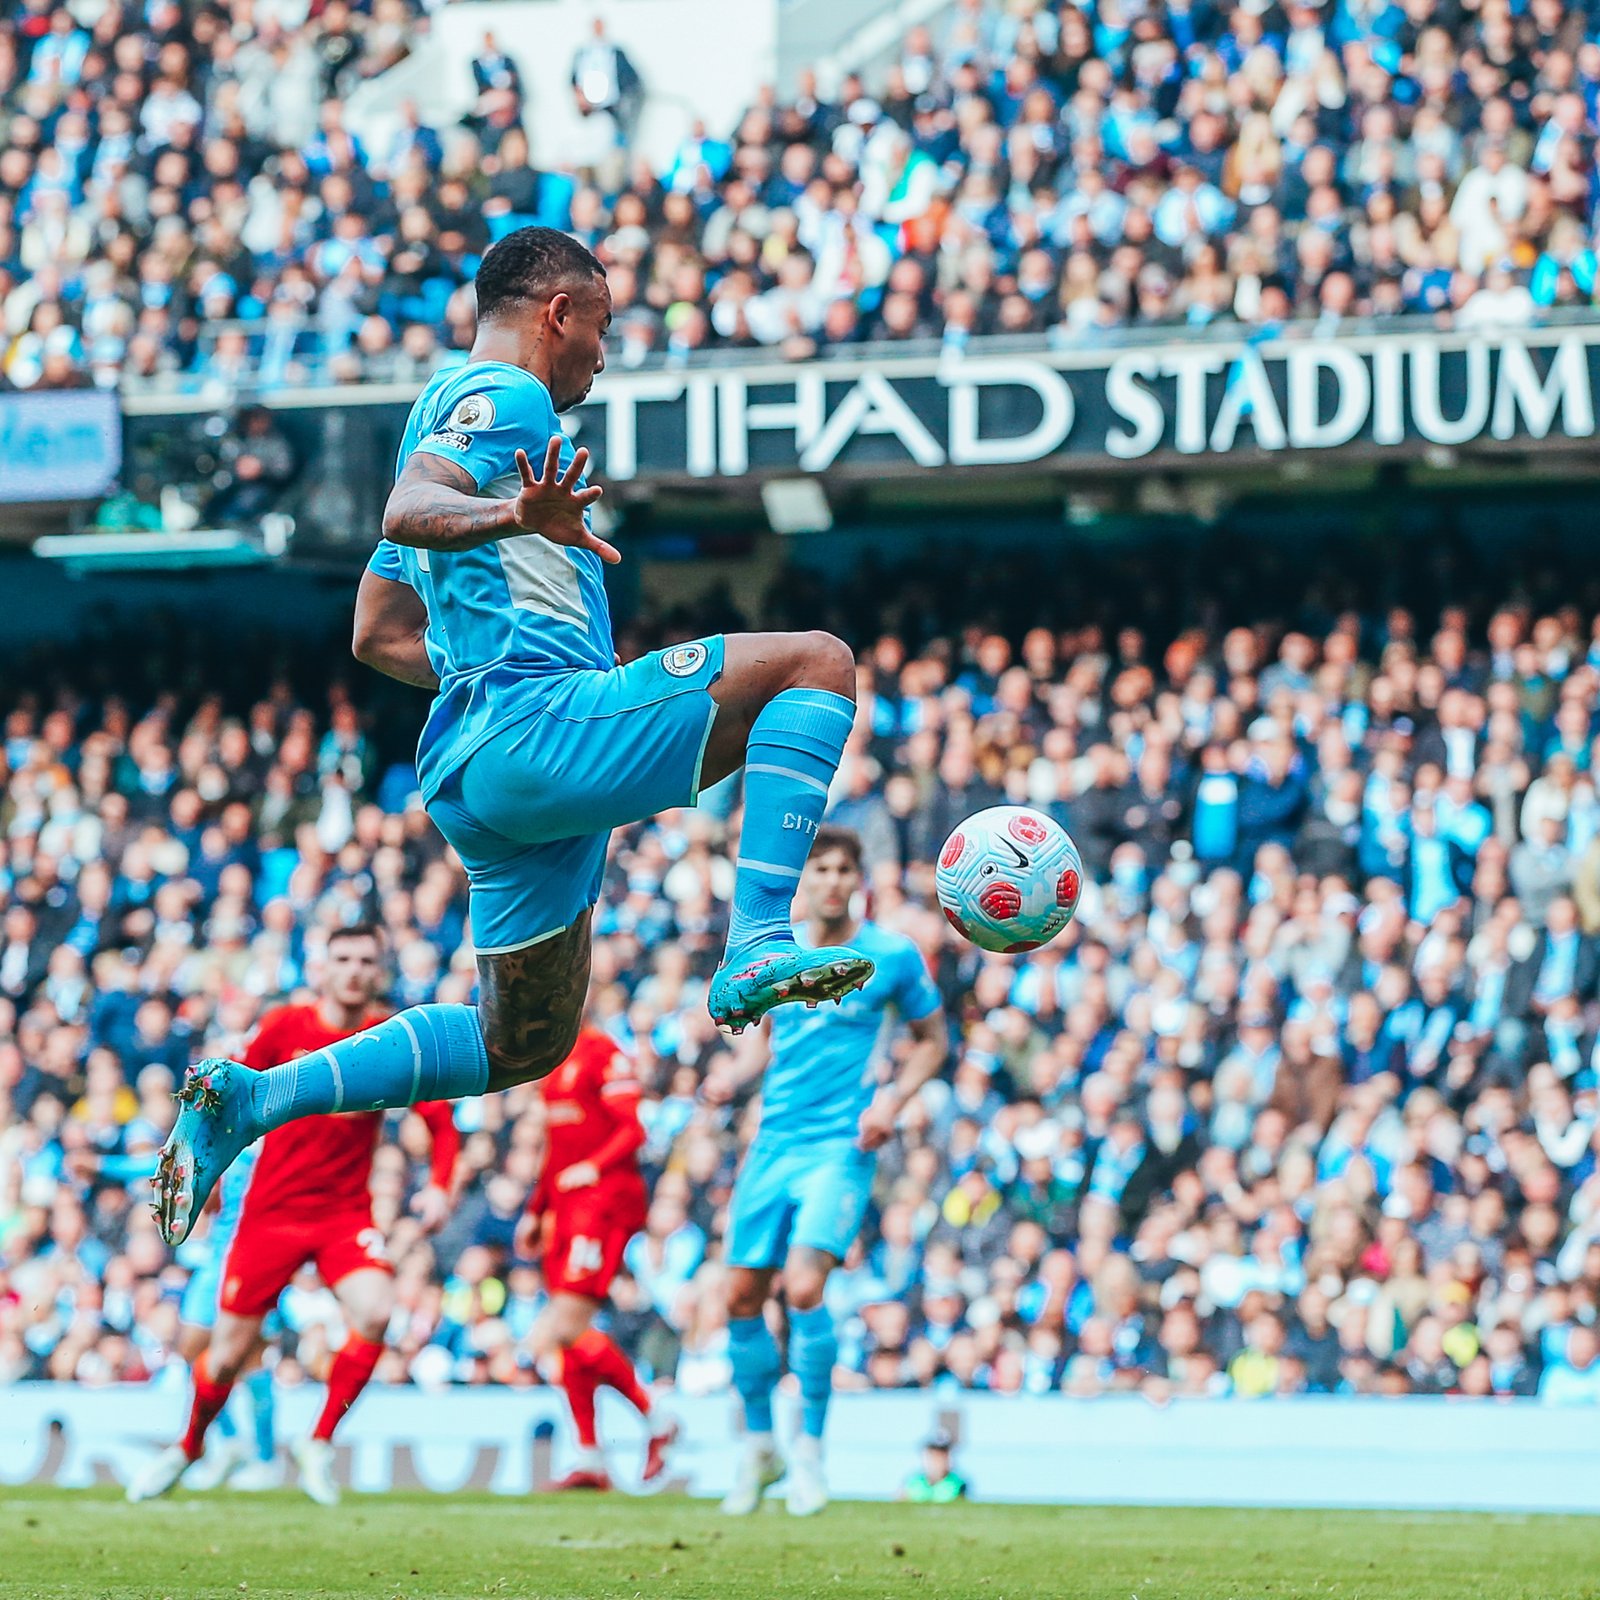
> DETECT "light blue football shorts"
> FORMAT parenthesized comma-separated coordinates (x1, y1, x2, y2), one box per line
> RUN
(725, 1134, 876, 1269)
(180, 1252, 224, 1329)
(429, 636, 724, 954)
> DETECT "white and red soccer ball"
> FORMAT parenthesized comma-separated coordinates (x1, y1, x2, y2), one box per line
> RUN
(935, 805, 1084, 954)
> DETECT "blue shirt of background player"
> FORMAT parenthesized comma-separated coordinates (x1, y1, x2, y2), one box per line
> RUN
(758, 922, 942, 1146)
(366, 360, 613, 803)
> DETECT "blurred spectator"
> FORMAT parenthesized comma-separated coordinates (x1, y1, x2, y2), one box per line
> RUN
(570, 18, 642, 146)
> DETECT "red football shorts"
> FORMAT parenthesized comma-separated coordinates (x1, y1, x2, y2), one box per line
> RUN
(220, 1208, 391, 1317)
(544, 1184, 647, 1300)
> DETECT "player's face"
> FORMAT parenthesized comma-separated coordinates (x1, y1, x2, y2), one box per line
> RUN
(802, 847, 861, 921)
(323, 935, 383, 1009)
(548, 276, 611, 412)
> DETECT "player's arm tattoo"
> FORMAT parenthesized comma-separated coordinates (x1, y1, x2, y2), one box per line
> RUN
(476, 912, 593, 1090)
(352, 568, 439, 689)
(382, 452, 518, 552)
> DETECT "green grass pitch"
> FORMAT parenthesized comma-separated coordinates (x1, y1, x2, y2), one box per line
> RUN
(2, 1489, 1596, 1600)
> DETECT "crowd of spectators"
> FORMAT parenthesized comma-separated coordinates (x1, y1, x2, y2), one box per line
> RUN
(10, 0, 1600, 393)
(7, 534, 1600, 1411)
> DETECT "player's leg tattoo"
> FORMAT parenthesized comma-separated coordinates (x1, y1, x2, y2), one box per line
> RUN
(477, 913, 593, 1091)
(156, 913, 591, 1243)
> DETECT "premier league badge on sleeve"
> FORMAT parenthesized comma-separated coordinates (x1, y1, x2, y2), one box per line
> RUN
(447, 394, 496, 432)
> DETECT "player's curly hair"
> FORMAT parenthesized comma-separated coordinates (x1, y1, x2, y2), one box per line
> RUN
(473, 226, 605, 321)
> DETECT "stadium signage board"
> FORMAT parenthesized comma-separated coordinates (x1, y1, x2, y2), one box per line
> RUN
(0, 390, 122, 503)
(120, 324, 1600, 555)
(10, 1381, 1600, 1510)
(572, 325, 1597, 481)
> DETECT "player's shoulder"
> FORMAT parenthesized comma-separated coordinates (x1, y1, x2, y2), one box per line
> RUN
(242, 1000, 318, 1067)
(431, 360, 554, 428)
(254, 1000, 315, 1036)
(858, 920, 922, 963)
(573, 1027, 635, 1082)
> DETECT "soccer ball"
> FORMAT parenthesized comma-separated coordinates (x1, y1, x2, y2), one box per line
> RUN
(935, 806, 1084, 953)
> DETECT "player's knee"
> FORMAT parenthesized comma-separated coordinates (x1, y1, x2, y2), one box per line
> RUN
(725, 1275, 767, 1321)
(208, 1336, 252, 1383)
(541, 1297, 591, 1350)
(785, 1269, 827, 1312)
(792, 631, 856, 699)
(346, 1293, 391, 1343)
(351, 1311, 390, 1344)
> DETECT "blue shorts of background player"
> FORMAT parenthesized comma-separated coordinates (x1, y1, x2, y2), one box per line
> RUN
(179, 1252, 224, 1330)
(725, 1136, 876, 1271)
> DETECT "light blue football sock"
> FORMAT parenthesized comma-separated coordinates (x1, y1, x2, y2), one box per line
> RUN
(726, 689, 855, 957)
(249, 1004, 490, 1132)
(244, 1367, 276, 1463)
(728, 1314, 782, 1435)
(214, 1400, 238, 1442)
(788, 1304, 837, 1441)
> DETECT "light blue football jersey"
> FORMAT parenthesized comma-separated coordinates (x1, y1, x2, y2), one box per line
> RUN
(759, 922, 942, 1146)
(368, 361, 614, 801)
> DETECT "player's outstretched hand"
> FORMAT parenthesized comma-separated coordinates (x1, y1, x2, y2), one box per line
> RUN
(510, 438, 618, 563)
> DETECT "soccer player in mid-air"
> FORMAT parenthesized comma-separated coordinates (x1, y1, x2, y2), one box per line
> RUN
(712, 827, 947, 1516)
(152, 225, 873, 1247)
(514, 1017, 675, 1490)
(131, 925, 458, 1504)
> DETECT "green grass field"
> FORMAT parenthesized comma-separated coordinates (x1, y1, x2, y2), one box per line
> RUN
(1, 1490, 1595, 1600)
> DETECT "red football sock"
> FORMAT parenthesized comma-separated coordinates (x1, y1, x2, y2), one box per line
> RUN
(559, 1341, 602, 1449)
(311, 1333, 384, 1443)
(573, 1328, 651, 1420)
(180, 1351, 235, 1461)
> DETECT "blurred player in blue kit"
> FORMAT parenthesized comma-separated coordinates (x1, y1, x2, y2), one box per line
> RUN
(154, 228, 876, 1245)
(708, 827, 948, 1516)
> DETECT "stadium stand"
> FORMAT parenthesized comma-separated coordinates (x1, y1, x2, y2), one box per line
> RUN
(5, 0, 1600, 392)
(6, 533, 1600, 1407)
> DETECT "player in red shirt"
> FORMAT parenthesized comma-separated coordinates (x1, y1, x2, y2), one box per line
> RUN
(514, 1022, 676, 1490)
(127, 924, 459, 1506)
